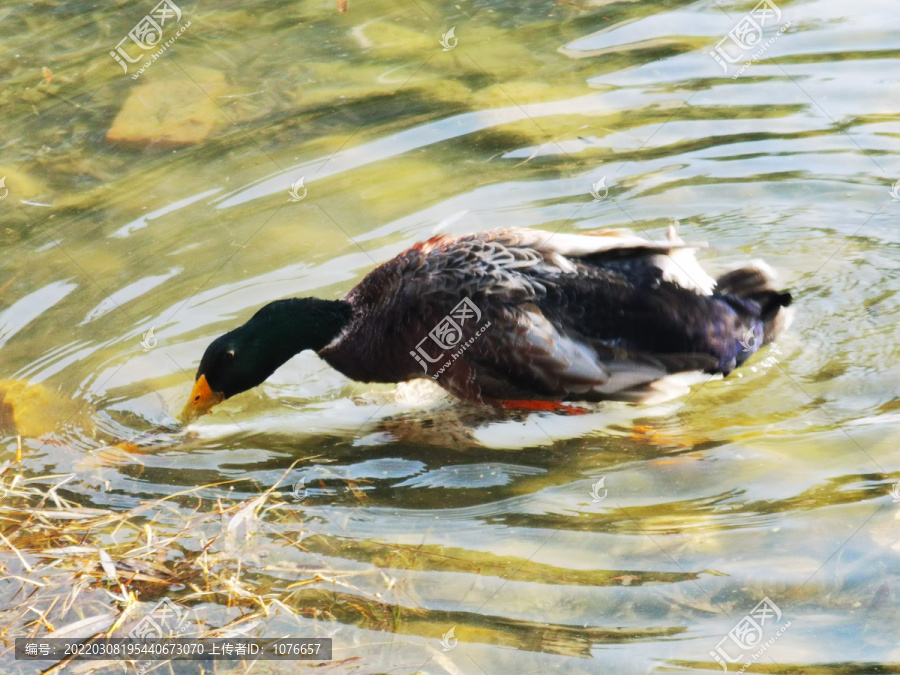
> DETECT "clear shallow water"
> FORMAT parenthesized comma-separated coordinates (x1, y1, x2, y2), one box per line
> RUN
(1, 0, 899, 673)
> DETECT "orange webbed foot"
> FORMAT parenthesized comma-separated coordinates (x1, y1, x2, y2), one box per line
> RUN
(494, 399, 592, 415)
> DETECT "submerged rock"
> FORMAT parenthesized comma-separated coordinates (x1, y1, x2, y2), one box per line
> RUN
(106, 68, 227, 147)
(0, 379, 80, 437)
(0, 165, 47, 202)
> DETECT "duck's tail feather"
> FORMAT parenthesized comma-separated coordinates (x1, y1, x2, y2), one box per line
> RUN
(716, 261, 794, 344)
(716, 260, 777, 297)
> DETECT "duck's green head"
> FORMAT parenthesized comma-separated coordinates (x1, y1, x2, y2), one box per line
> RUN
(180, 298, 351, 423)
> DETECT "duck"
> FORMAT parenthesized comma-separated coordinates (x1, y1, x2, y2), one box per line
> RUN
(180, 225, 793, 422)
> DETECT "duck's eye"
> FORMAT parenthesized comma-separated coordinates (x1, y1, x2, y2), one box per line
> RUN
(193, 395, 200, 402)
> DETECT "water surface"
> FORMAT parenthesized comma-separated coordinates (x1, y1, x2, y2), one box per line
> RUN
(1, 0, 899, 673)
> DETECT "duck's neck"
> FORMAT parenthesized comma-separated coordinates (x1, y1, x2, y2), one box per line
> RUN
(245, 298, 353, 369)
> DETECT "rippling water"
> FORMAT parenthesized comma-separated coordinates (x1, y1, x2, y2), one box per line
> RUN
(2, 0, 899, 672)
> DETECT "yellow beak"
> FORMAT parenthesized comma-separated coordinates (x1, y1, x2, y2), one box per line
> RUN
(180, 374, 225, 424)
